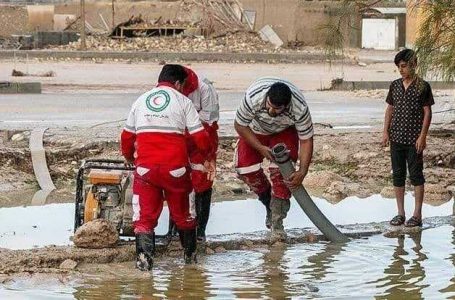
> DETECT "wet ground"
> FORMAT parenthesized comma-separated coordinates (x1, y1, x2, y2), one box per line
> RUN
(1, 60, 454, 298)
(2, 224, 455, 299)
(0, 194, 454, 250)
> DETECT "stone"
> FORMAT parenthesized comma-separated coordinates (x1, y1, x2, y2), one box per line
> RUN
(352, 151, 378, 160)
(303, 171, 344, 190)
(59, 259, 78, 270)
(11, 133, 25, 142)
(323, 181, 348, 203)
(73, 219, 119, 248)
(205, 247, 215, 255)
(425, 184, 452, 205)
(214, 246, 226, 253)
(306, 233, 317, 243)
(380, 186, 396, 199)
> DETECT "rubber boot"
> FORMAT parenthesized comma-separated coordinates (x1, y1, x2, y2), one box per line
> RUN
(195, 188, 212, 241)
(135, 232, 155, 271)
(258, 187, 272, 229)
(270, 197, 290, 242)
(168, 219, 178, 239)
(179, 229, 198, 264)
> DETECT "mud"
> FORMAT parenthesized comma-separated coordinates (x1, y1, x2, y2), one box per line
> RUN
(0, 129, 454, 206)
(0, 215, 453, 276)
(73, 219, 119, 249)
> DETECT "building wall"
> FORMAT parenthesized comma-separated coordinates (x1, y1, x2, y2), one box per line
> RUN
(0, 0, 198, 37)
(241, 0, 360, 46)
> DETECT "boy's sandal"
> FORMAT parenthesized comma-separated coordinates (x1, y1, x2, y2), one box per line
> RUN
(405, 216, 422, 227)
(390, 215, 406, 226)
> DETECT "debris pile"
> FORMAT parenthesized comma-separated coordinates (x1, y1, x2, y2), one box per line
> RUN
(0, 37, 21, 50)
(55, 31, 281, 53)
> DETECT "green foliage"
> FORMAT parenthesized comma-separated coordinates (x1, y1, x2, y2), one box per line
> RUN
(321, 0, 455, 81)
(413, 0, 455, 80)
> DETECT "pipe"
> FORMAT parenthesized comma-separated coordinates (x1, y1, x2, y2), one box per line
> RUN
(271, 143, 349, 243)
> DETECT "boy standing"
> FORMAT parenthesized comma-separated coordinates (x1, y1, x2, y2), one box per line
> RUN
(382, 49, 434, 227)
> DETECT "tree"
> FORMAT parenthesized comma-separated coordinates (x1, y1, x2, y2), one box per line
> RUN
(413, 0, 455, 81)
(321, 0, 455, 80)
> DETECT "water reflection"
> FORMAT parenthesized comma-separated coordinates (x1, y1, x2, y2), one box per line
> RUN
(302, 242, 346, 281)
(5, 226, 455, 299)
(164, 265, 211, 299)
(375, 231, 429, 299)
(440, 227, 455, 295)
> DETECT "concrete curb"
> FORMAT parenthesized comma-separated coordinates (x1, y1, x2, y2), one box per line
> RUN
(0, 81, 41, 94)
(0, 49, 346, 63)
(331, 80, 455, 91)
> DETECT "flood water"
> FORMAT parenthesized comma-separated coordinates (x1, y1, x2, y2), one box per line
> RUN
(1, 194, 454, 299)
(2, 225, 455, 299)
(0, 193, 453, 249)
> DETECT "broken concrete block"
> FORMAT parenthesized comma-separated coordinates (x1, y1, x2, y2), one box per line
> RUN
(258, 25, 283, 48)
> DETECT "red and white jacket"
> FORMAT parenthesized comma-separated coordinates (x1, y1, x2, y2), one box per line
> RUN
(183, 67, 219, 160)
(121, 82, 211, 168)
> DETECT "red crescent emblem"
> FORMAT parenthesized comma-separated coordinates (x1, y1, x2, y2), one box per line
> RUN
(153, 97, 161, 106)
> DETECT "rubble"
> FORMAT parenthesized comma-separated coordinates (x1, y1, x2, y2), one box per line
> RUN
(59, 259, 78, 270)
(380, 186, 395, 199)
(323, 181, 349, 203)
(303, 171, 345, 190)
(73, 219, 119, 249)
(424, 184, 452, 205)
(54, 31, 283, 53)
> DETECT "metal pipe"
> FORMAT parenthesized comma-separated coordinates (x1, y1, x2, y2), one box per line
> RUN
(271, 143, 349, 243)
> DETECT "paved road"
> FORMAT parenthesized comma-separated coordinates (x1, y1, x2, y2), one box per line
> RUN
(0, 91, 452, 131)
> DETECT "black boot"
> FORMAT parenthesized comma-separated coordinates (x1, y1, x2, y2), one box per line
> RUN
(178, 229, 198, 264)
(195, 188, 212, 241)
(135, 233, 155, 271)
(258, 188, 272, 229)
(167, 219, 178, 238)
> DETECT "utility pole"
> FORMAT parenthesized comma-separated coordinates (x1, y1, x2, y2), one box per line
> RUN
(112, 0, 115, 30)
(80, 0, 87, 50)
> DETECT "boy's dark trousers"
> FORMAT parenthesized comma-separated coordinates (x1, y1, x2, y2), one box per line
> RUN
(390, 141, 425, 187)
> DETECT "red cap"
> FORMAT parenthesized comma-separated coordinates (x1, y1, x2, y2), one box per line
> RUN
(182, 67, 199, 97)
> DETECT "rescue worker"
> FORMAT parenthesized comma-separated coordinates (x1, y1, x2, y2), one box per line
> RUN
(181, 66, 219, 241)
(120, 64, 213, 271)
(234, 77, 314, 240)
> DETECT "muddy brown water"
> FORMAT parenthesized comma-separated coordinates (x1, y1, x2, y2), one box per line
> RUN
(2, 225, 455, 299)
(1, 195, 455, 298)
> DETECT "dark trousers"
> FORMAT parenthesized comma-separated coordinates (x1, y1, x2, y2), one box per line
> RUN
(390, 141, 425, 187)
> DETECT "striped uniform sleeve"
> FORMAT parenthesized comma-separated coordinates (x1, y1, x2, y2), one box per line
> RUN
(291, 89, 314, 140)
(120, 106, 137, 162)
(235, 93, 255, 126)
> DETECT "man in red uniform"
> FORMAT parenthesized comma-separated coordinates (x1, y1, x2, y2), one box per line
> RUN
(121, 64, 212, 271)
(181, 67, 219, 241)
